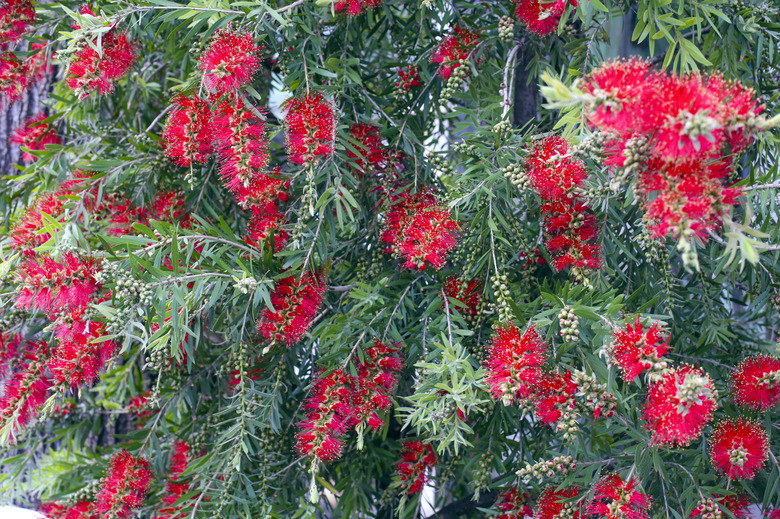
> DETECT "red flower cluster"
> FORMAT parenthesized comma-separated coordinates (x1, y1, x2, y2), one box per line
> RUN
(532, 369, 579, 425)
(347, 123, 387, 175)
(0, 0, 36, 48)
(296, 340, 403, 462)
(256, 271, 326, 346)
(153, 441, 195, 519)
(526, 136, 600, 274)
(10, 192, 66, 252)
(243, 167, 290, 251)
(394, 440, 437, 494)
(65, 8, 136, 99)
(442, 277, 482, 320)
(40, 501, 94, 519)
(95, 450, 153, 519)
(689, 495, 750, 519)
(10, 112, 61, 162)
(199, 28, 261, 95)
(495, 488, 533, 519)
(642, 364, 717, 447)
(608, 316, 670, 382)
(586, 473, 651, 519)
(484, 323, 547, 405)
(128, 392, 158, 427)
(396, 65, 422, 90)
(284, 92, 337, 165)
(535, 486, 580, 519)
(581, 59, 764, 242)
(381, 189, 460, 270)
(49, 320, 116, 387)
(731, 354, 780, 411)
(0, 339, 51, 438)
(515, 0, 574, 36)
(431, 26, 480, 80)
(0, 331, 20, 378)
(334, 0, 382, 16)
(0, 52, 27, 105)
(709, 418, 768, 480)
(162, 92, 214, 167)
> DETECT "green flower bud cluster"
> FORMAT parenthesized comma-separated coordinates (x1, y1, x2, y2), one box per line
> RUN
(492, 120, 512, 140)
(558, 305, 579, 343)
(471, 451, 494, 499)
(516, 455, 576, 484)
(611, 135, 649, 192)
(356, 245, 384, 281)
(441, 59, 469, 103)
(95, 259, 154, 332)
(491, 273, 513, 323)
(502, 163, 529, 191)
(692, 497, 724, 519)
(498, 15, 514, 42)
(426, 149, 455, 176)
(453, 142, 478, 155)
(572, 369, 616, 420)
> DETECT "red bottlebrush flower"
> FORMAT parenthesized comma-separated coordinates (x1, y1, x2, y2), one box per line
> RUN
(95, 450, 153, 519)
(245, 202, 288, 252)
(147, 190, 192, 228)
(514, 0, 566, 36)
(709, 418, 768, 480)
(0, 52, 27, 106)
(395, 65, 422, 90)
(642, 364, 717, 447)
(128, 392, 158, 426)
(346, 123, 386, 175)
(586, 473, 651, 519)
(689, 495, 751, 519)
(608, 316, 670, 382)
(0, 331, 20, 378)
(15, 253, 102, 317)
(334, 0, 382, 16)
(39, 502, 68, 519)
(10, 193, 66, 252)
(256, 271, 326, 346)
(495, 488, 533, 519)
(65, 29, 136, 99)
(153, 441, 194, 519)
(284, 92, 337, 165)
(0, 340, 52, 438)
(532, 370, 578, 427)
(10, 112, 61, 162)
(485, 323, 548, 405)
(442, 276, 482, 320)
(730, 355, 780, 411)
(62, 501, 95, 519)
(199, 28, 261, 94)
(394, 440, 437, 495)
(430, 26, 480, 80)
(526, 136, 587, 200)
(0, 0, 36, 48)
(351, 339, 404, 431)
(49, 319, 117, 387)
(295, 369, 353, 463)
(25, 42, 51, 82)
(212, 98, 271, 196)
(535, 486, 580, 519)
(162, 93, 214, 167)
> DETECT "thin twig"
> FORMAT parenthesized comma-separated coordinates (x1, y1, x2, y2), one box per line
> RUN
(501, 44, 521, 120)
(382, 275, 424, 341)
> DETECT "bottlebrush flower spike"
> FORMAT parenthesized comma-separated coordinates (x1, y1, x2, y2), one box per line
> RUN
(65, 24, 136, 99)
(10, 193, 66, 252)
(25, 42, 51, 83)
(212, 98, 271, 196)
(0, 340, 51, 438)
(689, 495, 751, 519)
(430, 26, 479, 80)
(49, 320, 117, 387)
(0, 52, 27, 106)
(514, 0, 567, 36)
(256, 271, 326, 346)
(162, 93, 214, 167)
(709, 418, 768, 480)
(10, 113, 61, 162)
(334, 0, 382, 16)
(95, 450, 153, 519)
(608, 316, 670, 383)
(442, 276, 483, 321)
(532, 370, 579, 429)
(15, 253, 102, 317)
(199, 28, 261, 94)
(730, 354, 780, 411)
(495, 488, 533, 519)
(295, 369, 353, 463)
(535, 486, 581, 519)
(284, 92, 337, 165)
(347, 123, 386, 175)
(0, 0, 36, 48)
(642, 364, 717, 447)
(586, 473, 651, 519)
(394, 440, 437, 495)
(351, 339, 403, 431)
(153, 441, 194, 519)
(0, 331, 20, 378)
(38, 502, 67, 519)
(485, 323, 548, 405)
(526, 135, 587, 200)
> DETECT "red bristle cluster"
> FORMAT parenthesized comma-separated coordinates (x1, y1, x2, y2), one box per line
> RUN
(709, 418, 768, 480)
(689, 495, 751, 519)
(347, 123, 387, 175)
(581, 59, 764, 242)
(730, 354, 780, 411)
(65, 9, 136, 99)
(525, 135, 600, 274)
(284, 92, 337, 165)
(94, 450, 153, 519)
(494, 488, 533, 519)
(25, 42, 50, 82)
(395, 65, 422, 90)
(39, 502, 68, 519)
(0, 0, 36, 46)
(586, 473, 651, 519)
(532, 369, 579, 425)
(642, 364, 717, 447)
(296, 340, 403, 462)
(515, 0, 574, 36)
(49, 320, 116, 387)
(256, 271, 326, 346)
(199, 28, 261, 95)
(394, 440, 437, 494)
(608, 316, 670, 382)
(442, 276, 482, 319)
(334, 0, 382, 16)
(127, 392, 158, 427)
(162, 92, 214, 167)
(15, 253, 101, 318)
(381, 189, 460, 271)
(484, 323, 547, 404)
(430, 26, 480, 80)
(0, 331, 20, 378)
(10, 112, 61, 162)
(153, 441, 195, 519)
(0, 52, 27, 105)
(10, 193, 66, 253)
(0, 340, 52, 437)
(534, 486, 580, 519)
